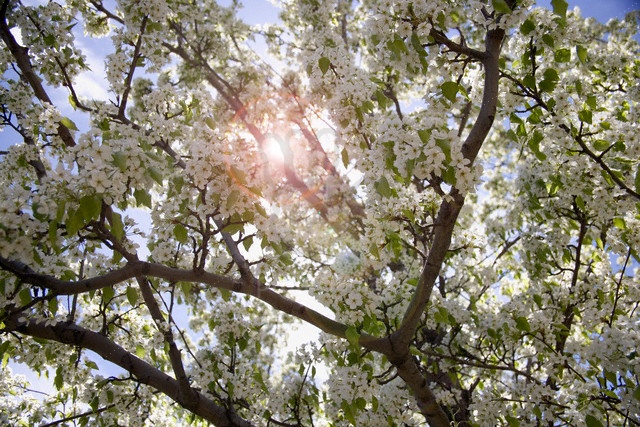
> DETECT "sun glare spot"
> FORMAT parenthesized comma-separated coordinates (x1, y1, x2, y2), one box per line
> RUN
(263, 138, 285, 165)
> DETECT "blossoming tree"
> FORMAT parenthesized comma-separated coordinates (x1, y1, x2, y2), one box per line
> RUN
(1, 0, 639, 425)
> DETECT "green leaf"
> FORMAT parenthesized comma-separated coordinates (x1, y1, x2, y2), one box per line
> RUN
(520, 19, 535, 36)
(576, 45, 588, 63)
(112, 151, 127, 172)
(551, 0, 568, 18)
(635, 166, 640, 194)
(441, 81, 459, 102)
(633, 385, 640, 401)
(134, 189, 152, 208)
(79, 195, 102, 222)
(492, 0, 512, 13)
(66, 209, 84, 236)
(222, 222, 244, 235)
(226, 190, 241, 210)
(341, 147, 349, 168)
(147, 167, 163, 185)
(318, 57, 331, 75)
(48, 296, 58, 315)
(418, 129, 431, 144)
(54, 366, 64, 390)
(435, 139, 452, 163)
(60, 116, 79, 131)
(505, 415, 520, 427)
(592, 139, 610, 151)
(345, 326, 360, 346)
(85, 360, 99, 370)
(539, 68, 559, 93)
(613, 217, 626, 230)
(410, 33, 426, 56)
(173, 224, 189, 243)
(528, 130, 546, 161)
(515, 316, 531, 332)
(578, 109, 592, 124)
(205, 117, 217, 130)
(135, 344, 146, 358)
(542, 34, 555, 48)
(44, 33, 56, 46)
(374, 176, 392, 198)
(554, 48, 571, 63)
(108, 212, 124, 241)
(18, 288, 32, 305)
(585, 414, 604, 427)
(126, 286, 138, 306)
(102, 286, 115, 302)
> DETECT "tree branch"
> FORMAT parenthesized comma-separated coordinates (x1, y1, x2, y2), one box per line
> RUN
(1, 314, 254, 427)
(0, 257, 369, 346)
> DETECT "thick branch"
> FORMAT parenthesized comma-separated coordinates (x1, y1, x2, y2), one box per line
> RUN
(394, 26, 505, 347)
(1, 314, 253, 427)
(0, 257, 365, 345)
(392, 356, 450, 427)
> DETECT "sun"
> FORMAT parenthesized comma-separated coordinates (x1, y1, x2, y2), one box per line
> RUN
(262, 136, 285, 166)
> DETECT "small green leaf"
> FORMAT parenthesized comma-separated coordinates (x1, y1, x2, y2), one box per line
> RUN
(418, 129, 431, 144)
(44, 34, 56, 46)
(554, 48, 571, 63)
(85, 360, 99, 370)
(345, 326, 360, 346)
(226, 190, 240, 210)
(66, 209, 84, 236)
(585, 414, 604, 427)
(18, 288, 32, 305)
(374, 176, 392, 198)
(592, 139, 610, 151)
(576, 45, 588, 63)
(539, 68, 559, 93)
(108, 212, 124, 241)
(410, 33, 426, 56)
(54, 366, 64, 390)
(147, 167, 163, 185)
(441, 81, 459, 102)
(135, 344, 146, 358)
(341, 147, 349, 168)
(515, 316, 531, 332)
(520, 19, 535, 36)
(528, 130, 546, 160)
(634, 166, 640, 194)
(633, 385, 640, 401)
(613, 217, 626, 230)
(222, 222, 244, 235)
(435, 139, 452, 163)
(551, 0, 568, 18)
(102, 286, 115, 302)
(134, 189, 152, 208)
(505, 415, 520, 427)
(542, 34, 555, 48)
(318, 57, 331, 75)
(205, 117, 217, 130)
(578, 109, 593, 124)
(79, 195, 102, 222)
(492, 0, 512, 13)
(173, 224, 189, 243)
(126, 286, 138, 305)
(60, 116, 79, 131)
(112, 151, 127, 172)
